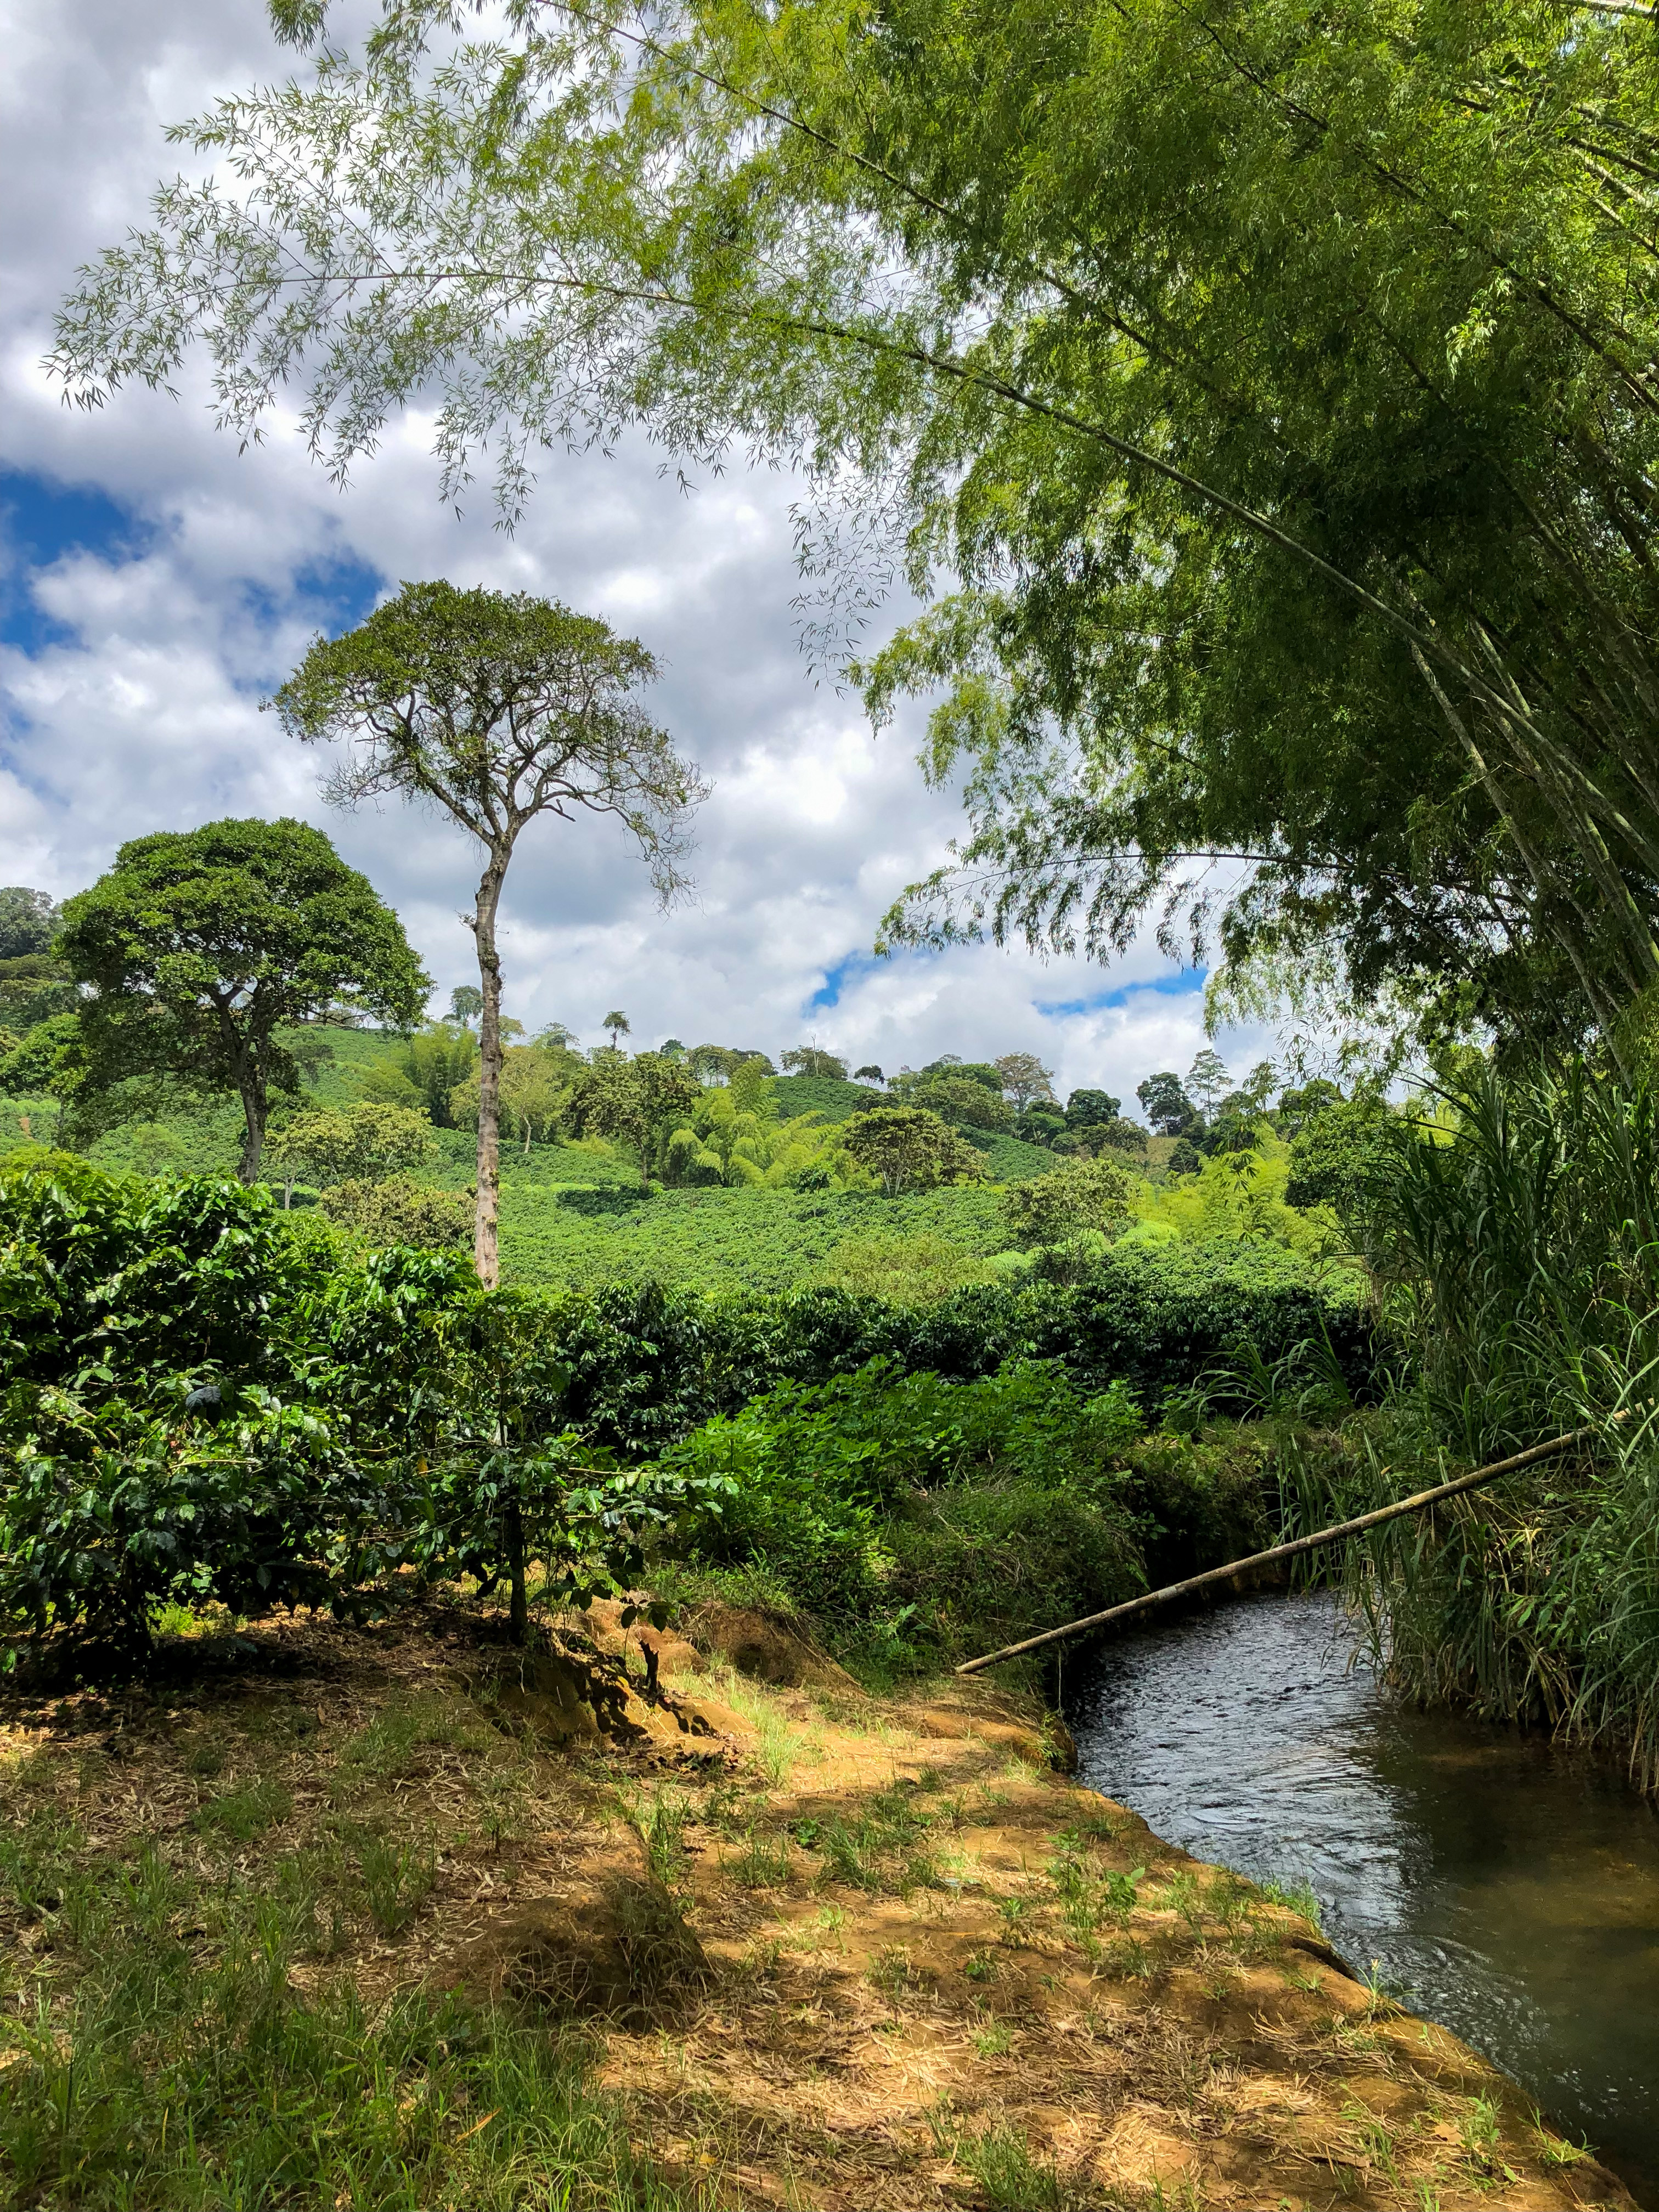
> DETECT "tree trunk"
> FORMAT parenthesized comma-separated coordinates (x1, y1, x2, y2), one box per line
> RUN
(472, 855, 508, 1288)
(505, 1484, 528, 1645)
(236, 1074, 267, 1183)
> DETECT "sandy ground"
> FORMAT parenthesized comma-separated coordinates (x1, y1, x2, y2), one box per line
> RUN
(0, 1598, 1637, 2212)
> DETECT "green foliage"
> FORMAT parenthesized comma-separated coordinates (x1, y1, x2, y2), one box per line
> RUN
(0, 952, 75, 1043)
(53, 2, 1659, 1044)
(889, 1065, 1014, 1135)
(769, 1071, 885, 1125)
(1306, 1062, 1659, 1785)
(814, 1230, 1002, 1307)
(1137, 1073, 1198, 1138)
(0, 887, 59, 961)
(450, 1039, 580, 1153)
(267, 1101, 436, 1190)
(0, 1387, 390, 1658)
(665, 1356, 1146, 1661)
(780, 1045, 847, 1078)
(1065, 1088, 1120, 1130)
(836, 1104, 986, 1195)
(360, 1022, 478, 1127)
(274, 578, 707, 1280)
(1001, 1156, 1131, 1250)
(50, 819, 429, 1181)
(0, 1151, 309, 1395)
(569, 1050, 704, 1193)
(1284, 1092, 1404, 1230)
(0, 1814, 669, 2208)
(318, 1173, 472, 1250)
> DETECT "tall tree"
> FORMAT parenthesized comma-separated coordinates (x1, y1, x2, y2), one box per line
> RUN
(994, 1052, 1056, 1114)
(569, 1048, 702, 1192)
(602, 1010, 631, 1051)
(1186, 1050, 1232, 1121)
(53, 818, 428, 1180)
(273, 583, 707, 1285)
(836, 1104, 986, 1195)
(0, 889, 60, 961)
(265, 1098, 435, 1204)
(449, 984, 483, 1029)
(1136, 1073, 1195, 1138)
(53, 0, 1659, 1053)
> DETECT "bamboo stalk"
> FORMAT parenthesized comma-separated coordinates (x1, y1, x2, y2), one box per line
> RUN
(953, 1426, 1596, 1677)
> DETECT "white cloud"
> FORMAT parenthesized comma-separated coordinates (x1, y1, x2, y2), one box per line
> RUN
(0, 0, 1277, 1110)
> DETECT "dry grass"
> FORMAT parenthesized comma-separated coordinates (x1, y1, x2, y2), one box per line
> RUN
(0, 1599, 1633, 2212)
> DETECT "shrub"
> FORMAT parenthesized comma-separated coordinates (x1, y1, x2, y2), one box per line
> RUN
(1001, 1156, 1132, 1249)
(814, 1231, 996, 1306)
(0, 1386, 392, 1657)
(664, 1356, 1149, 1661)
(0, 1153, 309, 1396)
(834, 1105, 986, 1194)
(318, 1172, 472, 1249)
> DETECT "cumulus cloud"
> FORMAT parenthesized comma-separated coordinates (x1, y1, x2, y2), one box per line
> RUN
(0, 0, 1276, 1108)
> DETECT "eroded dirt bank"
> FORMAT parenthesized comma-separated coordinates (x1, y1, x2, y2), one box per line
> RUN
(0, 1601, 1634, 2211)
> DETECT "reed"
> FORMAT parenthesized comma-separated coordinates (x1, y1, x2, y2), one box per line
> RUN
(1336, 1061, 1659, 1786)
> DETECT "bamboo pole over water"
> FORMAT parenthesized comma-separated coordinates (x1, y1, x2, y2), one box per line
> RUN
(954, 1425, 1598, 1677)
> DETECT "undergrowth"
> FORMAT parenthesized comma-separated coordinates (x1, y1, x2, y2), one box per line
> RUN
(0, 1799, 680, 2212)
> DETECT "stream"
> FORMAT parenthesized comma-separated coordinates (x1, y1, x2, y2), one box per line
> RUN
(1065, 1589, 1659, 2205)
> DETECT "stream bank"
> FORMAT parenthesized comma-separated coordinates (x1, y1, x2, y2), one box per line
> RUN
(0, 1596, 1634, 2210)
(1068, 1588, 1659, 2207)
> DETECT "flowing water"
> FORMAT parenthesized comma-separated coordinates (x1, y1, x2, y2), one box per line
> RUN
(1065, 1589, 1659, 2204)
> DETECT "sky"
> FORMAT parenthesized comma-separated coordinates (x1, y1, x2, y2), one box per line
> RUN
(0, 0, 1274, 1107)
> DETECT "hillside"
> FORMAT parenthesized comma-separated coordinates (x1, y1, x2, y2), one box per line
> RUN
(496, 1180, 1018, 1292)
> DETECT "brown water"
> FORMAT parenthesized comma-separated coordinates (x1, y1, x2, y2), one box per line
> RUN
(1065, 1590, 1659, 2205)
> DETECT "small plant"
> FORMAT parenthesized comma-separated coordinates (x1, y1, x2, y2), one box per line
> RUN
(1342, 2100, 1400, 2185)
(354, 1829, 439, 1934)
(1457, 2095, 1503, 2176)
(470, 1762, 532, 1853)
(1203, 1869, 1255, 1932)
(930, 2109, 1063, 2212)
(1159, 1870, 1205, 1929)
(194, 1780, 293, 1843)
(1257, 1875, 1324, 1932)
(964, 1946, 1001, 1983)
(729, 1825, 791, 1889)
(996, 1892, 1034, 1936)
(867, 1945, 915, 2002)
(973, 2022, 1013, 2057)
(622, 1785, 691, 1895)
(1530, 2109, 1591, 2169)
(1105, 1935, 1153, 1980)
(1360, 1955, 1406, 2018)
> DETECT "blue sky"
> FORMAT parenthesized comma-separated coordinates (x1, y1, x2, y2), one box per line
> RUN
(0, 0, 1269, 1105)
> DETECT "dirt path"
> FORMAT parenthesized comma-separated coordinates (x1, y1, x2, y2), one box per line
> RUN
(0, 1600, 1634, 2211)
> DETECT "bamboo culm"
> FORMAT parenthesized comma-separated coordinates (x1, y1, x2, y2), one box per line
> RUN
(953, 1427, 1598, 1677)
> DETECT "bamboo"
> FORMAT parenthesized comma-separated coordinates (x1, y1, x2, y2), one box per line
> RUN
(953, 1426, 1596, 1677)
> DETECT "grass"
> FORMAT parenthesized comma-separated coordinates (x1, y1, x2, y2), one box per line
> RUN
(700, 1665, 812, 1786)
(790, 1784, 942, 1897)
(618, 1784, 692, 1895)
(0, 1813, 680, 2212)
(194, 1778, 294, 1842)
(928, 2104, 1063, 2211)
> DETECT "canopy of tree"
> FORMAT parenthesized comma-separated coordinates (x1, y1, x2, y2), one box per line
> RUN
(836, 1104, 987, 1195)
(46, 819, 428, 1180)
(52, 0, 1659, 1057)
(0, 889, 59, 962)
(274, 580, 706, 1280)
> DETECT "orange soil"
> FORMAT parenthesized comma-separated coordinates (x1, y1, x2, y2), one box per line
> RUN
(0, 1600, 1635, 2211)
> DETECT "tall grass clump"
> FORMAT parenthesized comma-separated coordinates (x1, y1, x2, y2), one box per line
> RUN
(1342, 1060, 1659, 1785)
